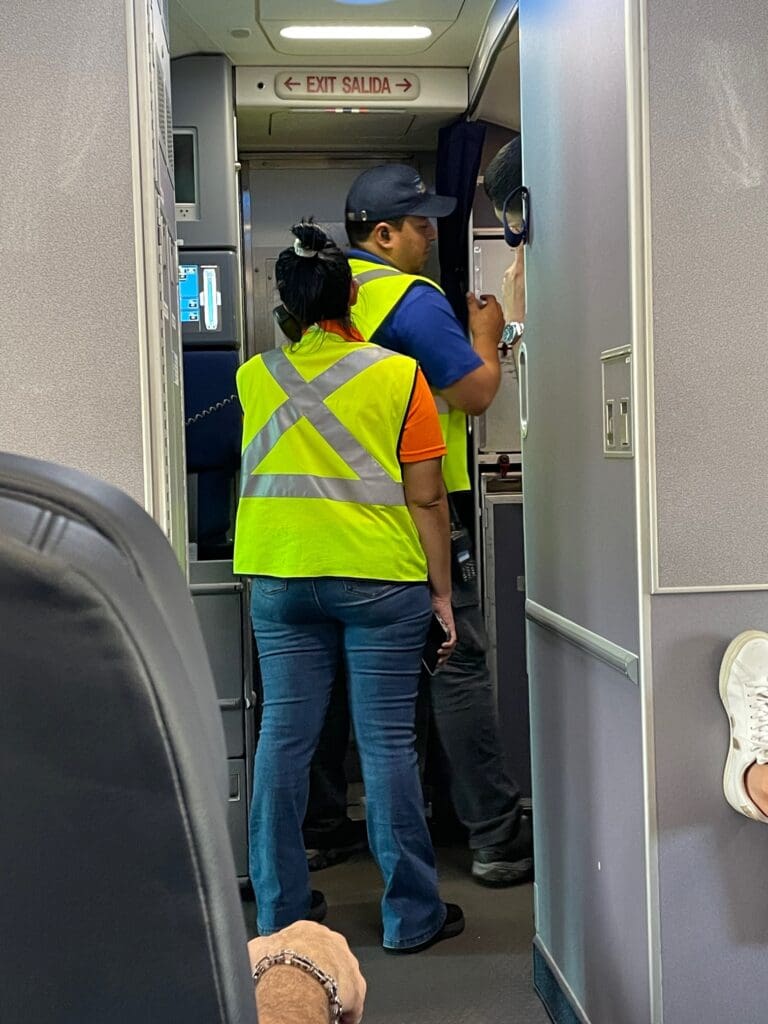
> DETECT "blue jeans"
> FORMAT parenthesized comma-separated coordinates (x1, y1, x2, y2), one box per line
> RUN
(249, 576, 446, 949)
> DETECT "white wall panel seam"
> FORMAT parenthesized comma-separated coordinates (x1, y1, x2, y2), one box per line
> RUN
(125, 0, 156, 520)
(625, 0, 663, 1017)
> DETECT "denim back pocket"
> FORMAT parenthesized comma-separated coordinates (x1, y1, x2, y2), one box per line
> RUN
(342, 580, 402, 600)
(252, 576, 289, 596)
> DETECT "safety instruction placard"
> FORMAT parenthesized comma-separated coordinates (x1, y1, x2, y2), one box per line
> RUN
(275, 70, 420, 102)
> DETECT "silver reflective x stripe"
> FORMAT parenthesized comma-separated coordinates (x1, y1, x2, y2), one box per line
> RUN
(353, 267, 403, 285)
(241, 346, 406, 506)
(434, 394, 450, 415)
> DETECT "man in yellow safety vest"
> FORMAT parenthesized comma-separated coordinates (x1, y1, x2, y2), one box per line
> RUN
(304, 165, 533, 886)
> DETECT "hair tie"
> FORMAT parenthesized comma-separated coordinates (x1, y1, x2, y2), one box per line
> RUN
(294, 239, 319, 258)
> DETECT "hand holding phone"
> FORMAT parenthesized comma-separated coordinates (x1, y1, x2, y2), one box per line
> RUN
(421, 597, 457, 675)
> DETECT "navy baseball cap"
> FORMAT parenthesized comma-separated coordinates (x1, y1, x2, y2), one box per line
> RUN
(345, 164, 457, 223)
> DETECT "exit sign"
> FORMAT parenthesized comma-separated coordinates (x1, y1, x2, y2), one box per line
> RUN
(275, 70, 421, 102)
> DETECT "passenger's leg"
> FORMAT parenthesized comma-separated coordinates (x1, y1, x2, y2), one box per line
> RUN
(430, 600, 522, 850)
(249, 578, 338, 934)
(745, 765, 768, 816)
(304, 668, 367, 868)
(304, 667, 350, 839)
(333, 579, 449, 950)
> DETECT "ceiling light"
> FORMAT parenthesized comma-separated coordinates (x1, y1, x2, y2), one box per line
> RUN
(280, 25, 432, 41)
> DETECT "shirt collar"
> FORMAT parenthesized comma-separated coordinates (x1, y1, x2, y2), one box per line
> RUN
(304, 320, 366, 344)
(347, 248, 391, 267)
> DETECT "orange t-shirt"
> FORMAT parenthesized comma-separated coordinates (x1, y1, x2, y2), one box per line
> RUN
(317, 321, 446, 466)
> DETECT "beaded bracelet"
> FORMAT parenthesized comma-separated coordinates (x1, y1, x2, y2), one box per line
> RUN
(252, 949, 343, 1022)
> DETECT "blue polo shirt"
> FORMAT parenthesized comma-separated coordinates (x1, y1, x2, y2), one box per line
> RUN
(347, 249, 482, 390)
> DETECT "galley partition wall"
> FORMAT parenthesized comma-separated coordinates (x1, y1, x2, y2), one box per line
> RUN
(519, 0, 768, 1021)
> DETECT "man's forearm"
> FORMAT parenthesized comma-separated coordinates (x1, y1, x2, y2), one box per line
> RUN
(256, 966, 329, 1024)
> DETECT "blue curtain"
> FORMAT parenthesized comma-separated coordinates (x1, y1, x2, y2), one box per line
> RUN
(435, 119, 487, 329)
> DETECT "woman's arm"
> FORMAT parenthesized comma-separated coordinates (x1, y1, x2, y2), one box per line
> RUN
(402, 459, 456, 656)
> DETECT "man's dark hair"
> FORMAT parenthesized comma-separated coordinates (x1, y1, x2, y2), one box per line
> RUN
(483, 137, 522, 210)
(346, 217, 405, 249)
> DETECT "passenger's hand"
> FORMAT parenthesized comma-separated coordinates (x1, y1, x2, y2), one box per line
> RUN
(466, 292, 504, 341)
(501, 245, 526, 323)
(248, 922, 366, 1024)
(431, 593, 457, 665)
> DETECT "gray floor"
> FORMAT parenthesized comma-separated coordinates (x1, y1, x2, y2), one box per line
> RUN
(243, 842, 551, 1024)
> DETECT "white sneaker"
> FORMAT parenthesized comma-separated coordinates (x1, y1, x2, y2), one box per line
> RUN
(719, 630, 768, 823)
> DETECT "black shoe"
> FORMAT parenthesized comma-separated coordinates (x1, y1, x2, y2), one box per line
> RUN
(305, 818, 368, 872)
(384, 903, 465, 955)
(307, 889, 328, 924)
(472, 813, 534, 887)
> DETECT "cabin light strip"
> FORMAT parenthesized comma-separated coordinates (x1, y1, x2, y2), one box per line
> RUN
(280, 25, 432, 40)
(287, 107, 407, 115)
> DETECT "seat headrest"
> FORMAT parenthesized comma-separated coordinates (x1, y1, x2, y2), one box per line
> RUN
(0, 453, 256, 1023)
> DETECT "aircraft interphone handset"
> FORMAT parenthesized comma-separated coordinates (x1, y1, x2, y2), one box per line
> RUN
(502, 185, 530, 248)
(186, 305, 302, 428)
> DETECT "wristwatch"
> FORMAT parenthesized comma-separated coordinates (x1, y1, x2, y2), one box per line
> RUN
(501, 322, 525, 345)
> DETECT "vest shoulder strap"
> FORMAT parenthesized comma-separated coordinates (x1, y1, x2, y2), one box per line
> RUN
(349, 258, 445, 296)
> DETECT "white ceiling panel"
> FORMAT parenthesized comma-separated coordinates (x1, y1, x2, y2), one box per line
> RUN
(259, 1, 464, 18)
(235, 65, 466, 150)
(258, 0, 462, 55)
(170, 0, 493, 67)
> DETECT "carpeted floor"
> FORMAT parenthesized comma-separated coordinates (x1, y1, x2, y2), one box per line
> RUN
(242, 840, 551, 1024)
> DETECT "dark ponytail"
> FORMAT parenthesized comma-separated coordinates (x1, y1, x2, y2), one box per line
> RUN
(276, 221, 352, 330)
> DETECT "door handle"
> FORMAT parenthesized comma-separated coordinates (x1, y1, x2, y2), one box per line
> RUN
(518, 341, 529, 440)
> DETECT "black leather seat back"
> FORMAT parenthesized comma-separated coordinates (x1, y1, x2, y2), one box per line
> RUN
(0, 454, 256, 1023)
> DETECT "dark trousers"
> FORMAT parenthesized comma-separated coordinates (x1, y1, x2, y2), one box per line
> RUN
(304, 599, 521, 850)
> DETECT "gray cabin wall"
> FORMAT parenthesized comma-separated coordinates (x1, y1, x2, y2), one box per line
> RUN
(518, 0, 638, 654)
(650, 595, 768, 1024)
(646, 0, 768, 1019)
(0, 1, 145, 505)
(648, 0, 768, 591)
(519, 0, 648, 1019)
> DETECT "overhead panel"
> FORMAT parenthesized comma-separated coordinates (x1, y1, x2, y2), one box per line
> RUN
(236, 66, 467, 151)
(259, 0, 463, 13)
(268, 111, 415, 143)
(258, 0, 463, 56)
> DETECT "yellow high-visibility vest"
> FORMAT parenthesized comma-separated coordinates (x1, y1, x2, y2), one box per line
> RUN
(349, 256, 470, 493)
(233, 326, 427, 581)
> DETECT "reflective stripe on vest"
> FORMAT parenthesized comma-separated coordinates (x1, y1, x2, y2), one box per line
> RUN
(350, 257, 471, 492)
(354, 266, 403, 286)
(240, 346, 404, 507)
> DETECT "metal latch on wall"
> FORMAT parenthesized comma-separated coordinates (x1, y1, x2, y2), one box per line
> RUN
(601, 346, 633, 457)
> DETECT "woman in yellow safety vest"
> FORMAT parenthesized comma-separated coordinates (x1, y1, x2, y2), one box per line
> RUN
(234, 221, 464, 954)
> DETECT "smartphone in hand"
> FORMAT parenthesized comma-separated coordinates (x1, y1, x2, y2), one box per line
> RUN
(422, 613, 451, 676)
